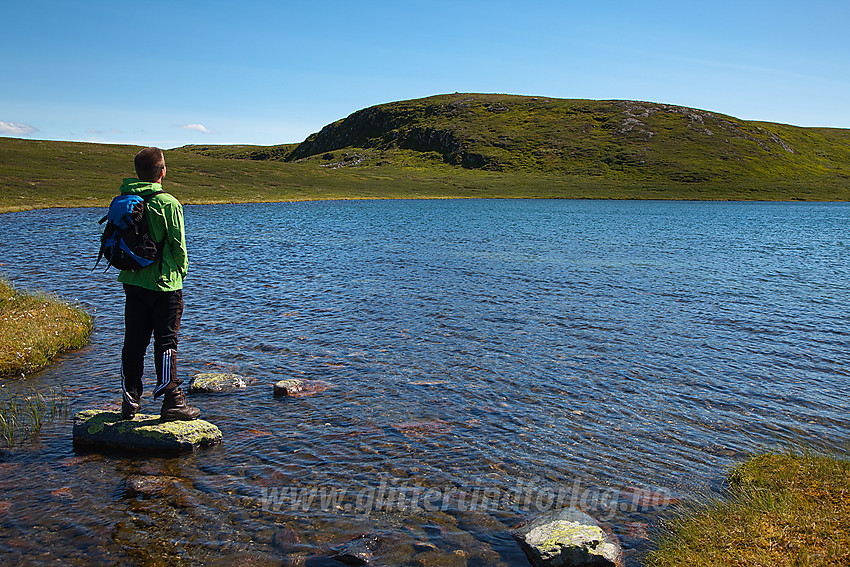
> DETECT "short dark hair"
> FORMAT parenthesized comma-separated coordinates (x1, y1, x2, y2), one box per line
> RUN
(134, 147, 166, 182)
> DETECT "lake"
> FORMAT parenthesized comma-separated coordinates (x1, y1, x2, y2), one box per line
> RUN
(1, 199, 848, 566)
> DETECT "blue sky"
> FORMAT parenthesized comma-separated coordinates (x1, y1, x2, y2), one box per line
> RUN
(2, 0, 848, 148)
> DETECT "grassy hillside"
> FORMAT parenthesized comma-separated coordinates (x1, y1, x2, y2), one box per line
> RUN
(286, 94, 850, 186)
(2, 94, 849, 211)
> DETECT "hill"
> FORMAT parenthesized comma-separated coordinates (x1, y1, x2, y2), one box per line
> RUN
(281, 93, 850, 186)
(2, 94, 850, 211)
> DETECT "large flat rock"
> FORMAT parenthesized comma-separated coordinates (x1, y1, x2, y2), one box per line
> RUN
(72, 410, 222, 452)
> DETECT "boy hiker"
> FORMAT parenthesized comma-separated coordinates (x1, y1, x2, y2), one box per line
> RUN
(118, 147, 200, 421)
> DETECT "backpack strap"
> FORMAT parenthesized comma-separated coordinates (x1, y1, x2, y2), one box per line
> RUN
(142, 190, 165, 201)
(142, 191, 169, 279)
(94, 241, 106, 270)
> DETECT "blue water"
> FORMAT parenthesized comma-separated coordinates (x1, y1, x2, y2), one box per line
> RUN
(1, 199, 848, 565)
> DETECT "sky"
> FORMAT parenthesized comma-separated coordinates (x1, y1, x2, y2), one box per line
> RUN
(2, 0, 849, 148)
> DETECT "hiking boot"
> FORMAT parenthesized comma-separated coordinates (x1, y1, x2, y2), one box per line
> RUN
(160, 386, 201, 422)
(122, 393, 141, 420)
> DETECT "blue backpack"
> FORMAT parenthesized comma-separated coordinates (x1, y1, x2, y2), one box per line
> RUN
(95, 192, 163, 271)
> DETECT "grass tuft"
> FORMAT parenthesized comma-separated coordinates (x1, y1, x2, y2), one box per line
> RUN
(645, 448, 850, 567)
(0, 277, 93, 376)
(0, 386, 68, 447)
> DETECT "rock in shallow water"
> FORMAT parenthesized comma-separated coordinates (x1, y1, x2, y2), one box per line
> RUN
(273, 378, 332, 397)
(332, 531, 400, 565)
(123, 474, 182, 496)
(72, 410, 222, 452)
(513, 507, 623, 567)
(189, 372, 249, 393)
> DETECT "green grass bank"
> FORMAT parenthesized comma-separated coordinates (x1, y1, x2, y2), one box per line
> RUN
(0, 278, 92, 376)
(645, 449, 850, 567)
(2, 136, 847, 213)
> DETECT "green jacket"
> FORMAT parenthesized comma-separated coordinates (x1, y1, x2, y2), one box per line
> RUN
(116, 179, 188, 292)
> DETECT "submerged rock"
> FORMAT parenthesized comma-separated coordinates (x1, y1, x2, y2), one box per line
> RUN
(50, 486, 73, 499)
(189, 372, 250, 393)
(273, 378, 332, 397)
(123, 474, 182, 496)
(617, 487, 679, 511)
(207, 552, 285, 567)
(332, 531, 400, 565)
(513, 507, 623, 567)
(272, 527, 302, 552)
(391, 419, 453, 440)
(122, 474, 197, 507)
(72, 410, 222, 452)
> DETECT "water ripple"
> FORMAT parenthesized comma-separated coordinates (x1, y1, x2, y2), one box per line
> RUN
(1, 199, 849, 565)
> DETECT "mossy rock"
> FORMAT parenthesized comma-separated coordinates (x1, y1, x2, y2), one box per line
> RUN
(72, 410, 222, 453)
(189, 372, 249, 393)
(514, 507, 623, 567)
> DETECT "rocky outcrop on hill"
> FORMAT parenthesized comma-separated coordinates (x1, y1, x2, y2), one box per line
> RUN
(287, 105, 484, 167)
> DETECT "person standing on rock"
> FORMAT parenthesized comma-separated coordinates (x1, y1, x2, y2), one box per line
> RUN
(118, 147, 201, 422)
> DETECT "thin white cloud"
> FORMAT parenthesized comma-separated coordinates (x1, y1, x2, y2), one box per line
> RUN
(178, 123, 212, 134)
(0, 121, 39, 136)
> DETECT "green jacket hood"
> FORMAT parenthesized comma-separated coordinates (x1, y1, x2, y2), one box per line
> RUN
(120, 178, 163, 197)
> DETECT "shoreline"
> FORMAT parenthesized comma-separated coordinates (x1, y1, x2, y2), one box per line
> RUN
(4, 194, 850, 215)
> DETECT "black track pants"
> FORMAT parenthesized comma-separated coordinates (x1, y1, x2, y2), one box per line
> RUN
(121, 284, 184, 403)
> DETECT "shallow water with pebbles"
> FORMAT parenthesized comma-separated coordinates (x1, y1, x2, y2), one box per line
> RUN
(1, 199, 848, 565)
